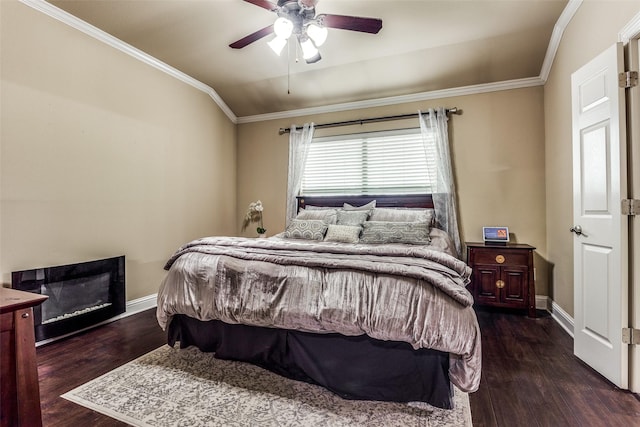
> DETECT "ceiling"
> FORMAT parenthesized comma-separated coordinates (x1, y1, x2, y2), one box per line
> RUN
(47, 0, 569, 119)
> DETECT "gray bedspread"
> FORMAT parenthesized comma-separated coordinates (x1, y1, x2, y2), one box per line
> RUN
(157, 232, 481, 392)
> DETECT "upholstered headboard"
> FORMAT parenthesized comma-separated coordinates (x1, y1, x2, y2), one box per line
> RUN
(296, 194, 434, 212)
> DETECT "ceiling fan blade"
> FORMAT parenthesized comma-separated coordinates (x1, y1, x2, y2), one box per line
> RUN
(317, 14, 383, 34)
(243, 0, 278, 11)
(229, 24, 275, 49)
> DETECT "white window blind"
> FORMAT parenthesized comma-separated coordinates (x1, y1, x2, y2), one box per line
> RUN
(301, 128, 438, 196)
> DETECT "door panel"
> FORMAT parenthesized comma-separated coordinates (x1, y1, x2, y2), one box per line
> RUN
(581, 124, 610, 214)
(474, 265, 499, 304)
(503, 267, 526, 303)
(581, 244, 612, 341)
(572, 43, 628, 389)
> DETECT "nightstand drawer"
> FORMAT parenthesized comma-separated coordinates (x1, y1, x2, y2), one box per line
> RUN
(471, 250, 529, 267)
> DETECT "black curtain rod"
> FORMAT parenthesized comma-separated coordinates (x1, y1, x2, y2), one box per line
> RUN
(278, 107, 460, 135)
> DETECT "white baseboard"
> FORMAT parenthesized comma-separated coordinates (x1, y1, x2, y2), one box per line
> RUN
(124, 293, 158, 316)
(535, 295, 549, 310)
(548, 298, 575, 337)
(534, 295, 574, 337)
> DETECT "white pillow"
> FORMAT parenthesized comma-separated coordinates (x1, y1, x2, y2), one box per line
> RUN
(324, 224, 362, 243)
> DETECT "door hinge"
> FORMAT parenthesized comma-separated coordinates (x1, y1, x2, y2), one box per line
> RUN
(619, 71, 638, 88)
(623, 328, 640, 345)
(622, 199, 640, 215)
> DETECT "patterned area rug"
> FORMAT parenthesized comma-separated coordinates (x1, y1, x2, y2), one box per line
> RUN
(62, 345, 472, 426)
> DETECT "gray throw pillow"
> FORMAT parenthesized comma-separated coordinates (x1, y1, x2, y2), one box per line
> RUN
(284, 219, 328, 240)
(303, 205, 335, 210)
(369, 208, 435, 226)
(343, 200, 376, 211)
(336, 210, 369, 226)
(296, 208, 338, 224)
(360, 221, 431, 245)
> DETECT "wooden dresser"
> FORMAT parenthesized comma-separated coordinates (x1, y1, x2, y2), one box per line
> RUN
(466, 242, 536, 317)
(1, 287, 48, 427)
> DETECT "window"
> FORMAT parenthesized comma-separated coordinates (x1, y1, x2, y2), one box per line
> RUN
(301, 128, 437, 196)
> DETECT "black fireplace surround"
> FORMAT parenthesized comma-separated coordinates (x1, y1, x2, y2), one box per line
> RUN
(11, 256, 125, 342)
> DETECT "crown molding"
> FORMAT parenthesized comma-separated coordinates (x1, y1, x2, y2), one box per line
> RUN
(539, 0, 582, 83)
(619, 10, 640, 43)
(22, 0, 578, 125)
(236, 77, 544, 124)
(19, 0, 238, 123)
(240, 0, 583, 124)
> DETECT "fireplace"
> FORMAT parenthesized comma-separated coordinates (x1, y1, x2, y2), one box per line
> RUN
(11, 256, 125, 342)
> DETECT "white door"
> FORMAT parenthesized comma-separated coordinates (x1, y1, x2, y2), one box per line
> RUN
(572, 43, 628, 389)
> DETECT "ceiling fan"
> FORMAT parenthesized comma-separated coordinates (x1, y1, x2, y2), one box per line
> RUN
(229, 0, 383, 64)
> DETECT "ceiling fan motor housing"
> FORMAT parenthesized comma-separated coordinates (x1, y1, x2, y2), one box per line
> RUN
(277, 0, 318, 10)
(277, 0, 316, 34)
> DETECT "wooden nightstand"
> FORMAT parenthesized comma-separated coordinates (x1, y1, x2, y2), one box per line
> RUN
(1, 287, 48, 427)
(466, 242, 536, 317)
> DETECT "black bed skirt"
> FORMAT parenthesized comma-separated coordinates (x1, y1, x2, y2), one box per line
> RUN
(167, 315, 453, 409)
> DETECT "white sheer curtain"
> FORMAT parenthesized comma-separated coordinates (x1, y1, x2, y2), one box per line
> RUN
(286, 122, 315, 224)
(419, 108, 462, 257)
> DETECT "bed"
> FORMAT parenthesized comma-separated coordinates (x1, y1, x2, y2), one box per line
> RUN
(156, 194, 481, 409)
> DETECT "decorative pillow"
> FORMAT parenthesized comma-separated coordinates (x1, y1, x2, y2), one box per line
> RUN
(369, 208, 435, 225)
(296, 208, 338, 224)
(284, 219, 328, 241)
(324, 224, 362, 244)
(336, 210, 370, 226)
(303, 205, 336, 210)
(360, 221, 431, 245)
(343, 200, 377, 211)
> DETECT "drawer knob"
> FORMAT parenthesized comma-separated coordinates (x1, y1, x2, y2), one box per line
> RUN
(495, 255, 505, 264)
(21, 312, 30, 319)
(496, 280, 505, 289)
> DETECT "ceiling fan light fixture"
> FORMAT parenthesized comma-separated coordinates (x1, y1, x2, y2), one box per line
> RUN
(273, 17, 294, 39)
(306, 23, 328, 47)
(267, 36, 288, 55)
(300, 37, 319, 60)
(304, 52, 321, 64)
(230, 0, 383, 65)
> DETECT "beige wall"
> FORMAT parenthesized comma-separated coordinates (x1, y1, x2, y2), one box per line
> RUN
(544, 0, 640, 316)
(238, 87, 549, 295)
(14, 0, 629, 308)
(0, 1, 237, 300)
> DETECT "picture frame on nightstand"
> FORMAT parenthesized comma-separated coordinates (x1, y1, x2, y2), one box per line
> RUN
(482, 226, 509, 245)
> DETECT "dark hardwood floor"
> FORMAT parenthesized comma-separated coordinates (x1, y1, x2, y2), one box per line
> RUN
(37, 309, 166, 426)
(470, 308, 640, 427)
(36, 308, 640, 426)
